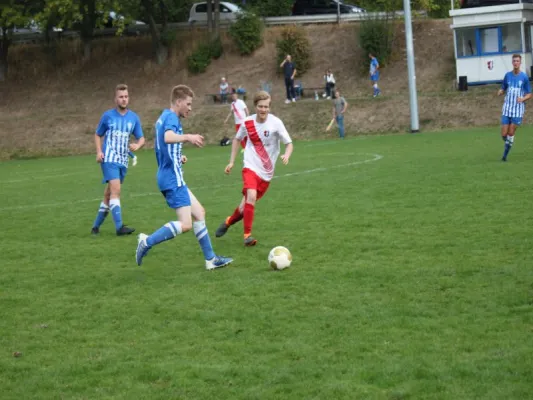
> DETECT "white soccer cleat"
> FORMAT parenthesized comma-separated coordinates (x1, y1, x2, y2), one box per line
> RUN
(205, 255, 233, 270)
(135, 233, 150, 266)
(132, 156, 138, 167)
(284, 99, 290, 104)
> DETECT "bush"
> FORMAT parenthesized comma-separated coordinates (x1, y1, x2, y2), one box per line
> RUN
(358, 15, 394, 74)
(229, 11, 264, 55)
(187, 42, 212, 74)
(275, 26, 312, 76)
(242, 0, 293, 16)
(209, 36, 223, 60)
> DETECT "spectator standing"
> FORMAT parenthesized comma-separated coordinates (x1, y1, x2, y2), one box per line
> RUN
(280, 54, 297, 104)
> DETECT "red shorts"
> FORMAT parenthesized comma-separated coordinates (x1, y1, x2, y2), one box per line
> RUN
(236, 124, 247, 148)
(242, 168, 270, 200)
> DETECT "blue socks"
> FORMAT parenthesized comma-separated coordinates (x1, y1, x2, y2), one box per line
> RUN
(145, 221, 215, 261)
(503, 135, 514, 160)
(109, 199, 123, 231)
(92, 202, 109, 228)
(147, 221, 182, 247)
(128, 151, 135, 159)
(193, 221, 216, 261)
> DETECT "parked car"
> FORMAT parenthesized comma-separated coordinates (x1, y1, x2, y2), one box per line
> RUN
(460, 0, 533, 8)
(188, 2, 243, 24)
(292, 0, 366, 15)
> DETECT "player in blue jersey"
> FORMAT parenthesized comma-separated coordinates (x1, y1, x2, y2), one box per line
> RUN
(369, 53, 381, 97)
(91, 84, 145, 236)
(498, 54, 532, 161)
(135, 85, 233, 270)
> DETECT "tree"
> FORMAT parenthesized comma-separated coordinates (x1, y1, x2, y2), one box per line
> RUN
(213, 0, 220, 39)
(0, 0, 42, 81)
(40, 0, 124, 61)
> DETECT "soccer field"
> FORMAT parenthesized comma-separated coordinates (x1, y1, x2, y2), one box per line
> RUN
(1, 127, 533, 399)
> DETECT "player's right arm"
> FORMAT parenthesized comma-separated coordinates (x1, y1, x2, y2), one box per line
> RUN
(225, 138, 241, 174)
(498, 73, 508, 96)
(225, 123, 247, 174)
(162, 113, 204, 147)
(224, 110, 233, 124)
(94, 112, 108, 163)
(164, 131, 204, 147)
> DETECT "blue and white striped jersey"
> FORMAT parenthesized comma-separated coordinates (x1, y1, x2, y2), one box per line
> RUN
(154, 109, 186, 191)
(501, 71, 531, 118)
(370, 57, 379, 78)
(96, 109, 143, 167)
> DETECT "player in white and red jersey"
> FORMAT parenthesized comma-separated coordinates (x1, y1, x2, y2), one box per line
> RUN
(216, 91, 294, 246)
(224, 91, 249, 148)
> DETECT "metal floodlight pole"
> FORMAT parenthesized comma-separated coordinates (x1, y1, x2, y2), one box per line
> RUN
(403, 0, 420, 132)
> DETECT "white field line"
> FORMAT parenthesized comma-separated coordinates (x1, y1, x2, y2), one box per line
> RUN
(0, 153, 383, 212)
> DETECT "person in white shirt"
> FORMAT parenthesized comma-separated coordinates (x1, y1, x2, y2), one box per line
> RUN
(224, 91, 250, 148)
(219, 77, 229, 104)
(216, 91, 294, 246)
(323, 69, 336, 99)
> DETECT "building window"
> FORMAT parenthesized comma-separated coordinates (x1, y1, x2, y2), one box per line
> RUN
(501, 24, 522, 53)
(456, 28, 477, 57)
(480, 27, 499, 54)
(456, 24, 524, 57)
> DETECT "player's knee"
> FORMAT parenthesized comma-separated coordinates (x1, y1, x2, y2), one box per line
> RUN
(245, 191, 257, 204)
(181, 221, 192, 232)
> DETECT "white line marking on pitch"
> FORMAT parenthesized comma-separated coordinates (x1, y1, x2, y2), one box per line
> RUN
(0, 153, 382, 212)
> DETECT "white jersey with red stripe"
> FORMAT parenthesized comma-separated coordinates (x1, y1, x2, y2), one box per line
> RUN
(235, 114, 292, 181)
(231, 99, 248, 125)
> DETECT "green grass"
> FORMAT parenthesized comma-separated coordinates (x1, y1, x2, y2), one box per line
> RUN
(1, 127, 533, 399)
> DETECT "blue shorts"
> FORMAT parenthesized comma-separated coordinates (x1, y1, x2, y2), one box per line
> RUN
(501, 115, 522, 126)
(162, 185, 191, 209)
(101, 162, 127, 184)
(370, 73, 380, 82)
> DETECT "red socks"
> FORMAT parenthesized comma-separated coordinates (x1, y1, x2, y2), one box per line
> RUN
(243, 203, 255, 236)
(226, 207, 243, 226)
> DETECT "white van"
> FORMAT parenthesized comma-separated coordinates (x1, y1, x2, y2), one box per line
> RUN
(188, 2, 243, 24)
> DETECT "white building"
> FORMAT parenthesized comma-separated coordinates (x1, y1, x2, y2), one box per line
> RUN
(449, 2, 533, 85)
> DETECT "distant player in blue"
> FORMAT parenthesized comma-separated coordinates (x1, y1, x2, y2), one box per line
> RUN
(369, 53, 381, 97)
(497, 54, 532, 161)
(91, 84, 145, 236)
(135, 85, 233, 270)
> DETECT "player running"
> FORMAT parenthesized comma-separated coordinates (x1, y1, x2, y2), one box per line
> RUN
(135, 85, 233, 270)
(216, 91, 294, 246)
(497, 54, 532, 162)
(224, 90, 249, 148)
(91, 84, 145, 236)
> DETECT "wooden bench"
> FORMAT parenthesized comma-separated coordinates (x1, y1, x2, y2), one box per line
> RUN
(204, 93, 247, 104)
(298, 87, 325, 99)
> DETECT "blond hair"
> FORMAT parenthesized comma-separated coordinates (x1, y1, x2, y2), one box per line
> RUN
(115, 83, 128, 93)
(171, 85, 195, 104)
(253, 90, 271, 106)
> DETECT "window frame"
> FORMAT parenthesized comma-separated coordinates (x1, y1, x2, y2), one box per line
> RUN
(456, 24, 524, 59)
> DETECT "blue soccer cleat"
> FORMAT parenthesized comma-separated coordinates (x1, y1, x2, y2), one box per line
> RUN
(136, 233, 151, 266)
(205, 255, 233, 270)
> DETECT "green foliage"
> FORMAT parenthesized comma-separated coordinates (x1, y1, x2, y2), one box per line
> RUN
(187, 41, 212, 74)
(276, 26, 312, 76)
(359, 15, 394, 73)
(209, 36, 223, 60)
(229, 11, 264, 55)
(241, 0, 293, 17)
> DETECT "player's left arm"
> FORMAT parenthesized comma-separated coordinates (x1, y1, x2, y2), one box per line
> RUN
(342, 99, 348, 114)
(244, 107, 250, 117)
(278, 120, 293, 165)
(518, 79, 532, 103)
(129, 115, 145, 151)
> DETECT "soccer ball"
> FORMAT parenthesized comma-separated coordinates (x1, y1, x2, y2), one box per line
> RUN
(268, 246, 292, 270)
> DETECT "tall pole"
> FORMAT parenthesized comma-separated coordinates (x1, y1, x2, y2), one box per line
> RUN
(403, 0, 420, 132)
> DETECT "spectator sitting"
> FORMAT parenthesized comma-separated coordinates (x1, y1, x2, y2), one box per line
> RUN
(236, 85, 246, 95)
(323, 69, 336, 99)
(220, 77, 229, 104)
